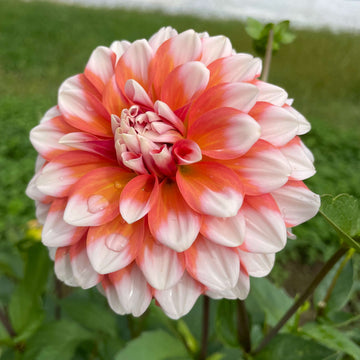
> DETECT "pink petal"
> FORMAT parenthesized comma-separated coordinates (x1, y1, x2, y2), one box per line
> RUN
(64, 167, 134, 226)
(200, 211, 246, 247)
(110, 40, 131, 64)
(279, 137, 315, 180)
(271, 180, 320, 227)
(102, 76, 129, 116)
(200, 35, 233, 65)
(115, 39, 153, 92)
(252, 80, 288, 106)
(224, 140, 291, 195)
(172, 139, 202, 165)
(104, 264, 152, 316)
(176, 162, 244, 217)
(84, 46, 116, 94)
(283, 104, 311, 135)
(185, 235, 240, 291)
(150, 145, 177, 177)
(154, 272, 203, 319)
(187, 107, 261, 159)
(148, 26, 178, 52)
(30, 108, 78, 160)
(42, 199, 87, 247)
(69, 237, 102, 289)
(137, 229, 185, 290)
(119, 174, 159, 224)
(58, 83, 112, 137)
(124, 79, 154, 109)
(36, 151, 116, 197)
(207, 53, 261, 87)
(240, 195, 287, 253)
(153, 100, 185, 135)
(187, 83, 259, 129)
(54, 247, 78, 287)
(148, 179, 201, 252)
(149, 29, 202, 98)
(87, 216, 144, 274)
(160, 61, 210, 110)
(249, 102, 299, 146)
(238, 250, 275, 277)
(206, 269, 249, 300)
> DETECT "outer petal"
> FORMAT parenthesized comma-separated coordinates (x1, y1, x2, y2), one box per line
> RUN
(154, 272, 203, 319)
(64, 167, 134, 226)
(252, 80, 288, 106)
(110, 40, 131, 64)
(30, 107, 78, 160)
(200, 35, 233, 65)
(42, 199, 87, 247)
(102, 76, 129, 116)
(185, 235, 240, 291)
(36, 151, 116, 197)
(148, 179, 201, 252)
(149, 30, 202, 98)
(84, 46, 116, 94)
(137, 229, 185, 290)
(119, 174, 159, 224)
(115, 39, 153, 92)
(160, 61, 210, 111)
(176, 162, 244, 218)
(69, 237, 102, 289)
(54, 247, 78, 287)
(187, 83, 259, 128)
(148, 26, 178, 52)
(104, 264, 152, 317)
(240, 195, 287, 253)
(279, 137, 316, 180)
(224, 140, 291, 195)
(200, 211, 246, 247)
(87, 216, 144, 274)
(207, 54, 262, 87)
(238, 250, 275, 277)
(271, 180, 320, 227)
(249, 102, 299, 146)
(187, 107, 261, 159)
(206, 269, 250, 300)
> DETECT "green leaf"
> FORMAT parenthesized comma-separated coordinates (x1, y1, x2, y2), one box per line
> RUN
(213, 348, 245, 360)
(245, 18, 264, 40)
(8, 285, 44, 338)
(215, 300, 238, 347)
(114, 330, 189, 360)
(61, 297, 118, 337)
(314, 258, 354, 314)
(23, 320, 93, 360)
(274, 20, 296, 45)
(255, 333, 334, 360)
(247, 278, 293, 327)
(302, 323, 360, 359)
(320, 194, 360, 251)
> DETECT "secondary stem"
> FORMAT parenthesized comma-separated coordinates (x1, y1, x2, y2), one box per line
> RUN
(199, 296, 210, 360)
(261, 27, 274, 82)
(237, 300, 251, 353)
(252, 246, 348, 355)
(0, 307, 16, 337)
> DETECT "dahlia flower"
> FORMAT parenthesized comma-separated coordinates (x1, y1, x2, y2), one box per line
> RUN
(27, 27, 320, 319)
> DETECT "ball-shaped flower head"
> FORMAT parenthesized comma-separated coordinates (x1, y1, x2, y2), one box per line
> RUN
(27, 27, 320, 319)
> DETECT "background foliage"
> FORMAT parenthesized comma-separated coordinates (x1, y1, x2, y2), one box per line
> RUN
(0, 0, 359, 359)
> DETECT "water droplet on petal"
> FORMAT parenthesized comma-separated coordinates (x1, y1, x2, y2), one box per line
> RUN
(87, 195, 109, 214)
(106, 234, 129, 251)
(114, 181, 122, 190)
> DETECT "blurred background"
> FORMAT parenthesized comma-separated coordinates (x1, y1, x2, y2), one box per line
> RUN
(0, 0, 359, 358)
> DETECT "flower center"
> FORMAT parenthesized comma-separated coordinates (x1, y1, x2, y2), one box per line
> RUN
(112, 104, 183, 177)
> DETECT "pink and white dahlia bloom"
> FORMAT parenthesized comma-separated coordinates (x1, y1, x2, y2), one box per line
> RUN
(27, 27, 320, 319)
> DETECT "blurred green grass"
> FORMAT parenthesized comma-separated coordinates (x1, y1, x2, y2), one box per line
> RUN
(0, 0, 359, 261)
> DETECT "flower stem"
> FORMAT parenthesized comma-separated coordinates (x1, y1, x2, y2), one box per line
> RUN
(252, 246, 348, 355)
(199, 296, 210, 360)
(0, 307, 15, 337)
(237, 299, 251, 353)
(261, 27, 274, 82)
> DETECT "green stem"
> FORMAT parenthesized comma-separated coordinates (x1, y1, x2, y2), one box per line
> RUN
(0, 307, 16, 337)
(237, 299, 251, 353)
(261, 27, 274, 82)
(252, 246, 348, 355)
(199, 296, 210, 360)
